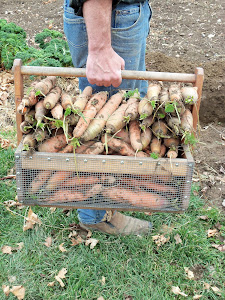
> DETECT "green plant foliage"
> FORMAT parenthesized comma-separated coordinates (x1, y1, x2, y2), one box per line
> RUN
(0, 19, 73, 70)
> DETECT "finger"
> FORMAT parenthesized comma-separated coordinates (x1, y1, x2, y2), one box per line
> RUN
(121, 58, 125, 70)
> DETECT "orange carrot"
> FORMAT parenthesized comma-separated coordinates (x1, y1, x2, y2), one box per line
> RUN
(181, 86, 198, 104)
(43, 86, 62, 109)
(141, 127, 152, 149)
(102, 134, 135, 156)
(73, 91, 108, 138)
(73, 86, 93, 112)
(114, 129, 131, 144)
(35, 99, 49, 126)
(34, 128, 48, 142)
(38, 134, 67, 152)
(22, 90, 38, 107)
(59, 144, 74, 153)
(61, 92, 73, 110)
(147, 83, 161, 101)
(124, 93, 139, 122)
(136, 151, 149, 157)
(23, 133, 36, 149)
(85, 184, 102, 199)
(51, 103, 64, 119)
(138, 97, 153, 118)
(17, 103, 30, 115)
(45, 171, 71, 191)
(65, 113, 80, 126)
(81, 91, 123, 141)
(62, 175, 99, 188)
(46, 190, 85, 203)
(102, 187, 168, 209)
(24, 110, 36, 125)
(159, 144, 166, 157)
(167, 148, 178, 159)
(34, 76, 56, 95)
(164, 138, 179, 148)
(181, 109, 193, 132)
(29, 170, 52, 194)
(169, 84, 182, 102)
(83, 142, 104, 155)
(129, 120, 143, 151)
(20, 121, 32, 134)
(75, 141, 96, 154)
(159, 87, 169, 105)
(152, 121, 168, 137)
(150, 138, 161, 154)
(120, 177, 177, 195)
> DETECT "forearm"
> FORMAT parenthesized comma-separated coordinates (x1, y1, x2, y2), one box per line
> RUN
(83, 0, 112, 53)
(82, 0, 125, 87)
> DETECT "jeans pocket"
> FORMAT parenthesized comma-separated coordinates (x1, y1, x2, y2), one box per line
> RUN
(112, 3, 140, 30)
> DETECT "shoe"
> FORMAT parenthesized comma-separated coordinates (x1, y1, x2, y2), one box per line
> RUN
(79, 211, 152, 235)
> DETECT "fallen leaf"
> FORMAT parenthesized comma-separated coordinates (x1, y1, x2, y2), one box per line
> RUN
(203, 282, 210, 290)
(184, 267, 195, 279)
(171, 286, 188, 297)
(193, 295, 202, 299)
(85, 238, 99, 249)
(50, 207, 56, 213)
(23, 207, 42, 231)
(211, 243, 225, 252)
(100, 276, 105, 285)
(10, 285, 25, 300)
(211, 286, 221, 296)
(71, 236, 84, 246)
(55, 268, 67, 287)
(1, 245, 12, 254)
(97, 297, 104, 300)
(2, 285, 10, 296)
(198, 215, 208, 220)
(59, 243, 67, 252)
(160, 224, 174, 234)
(44, 237, 52, 248)
(47, 281, 55, 287)
(174, 233, 183, 244)
(152, 235, 170, 247)
(68, 231, 78, 238)
(207, 229, 218, 238)
(8, 276, 17, 283)
(14, 242, 24, 251)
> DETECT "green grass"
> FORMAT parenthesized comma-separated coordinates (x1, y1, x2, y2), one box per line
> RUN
(0, 135, 224, 300)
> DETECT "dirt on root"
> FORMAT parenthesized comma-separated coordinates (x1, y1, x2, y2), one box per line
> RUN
(0, 0, 224, 210)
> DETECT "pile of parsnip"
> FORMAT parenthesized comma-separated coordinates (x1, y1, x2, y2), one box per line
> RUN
(18, 76, 198, 158)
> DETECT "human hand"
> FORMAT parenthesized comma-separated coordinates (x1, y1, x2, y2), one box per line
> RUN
(86, 47, 125, 87)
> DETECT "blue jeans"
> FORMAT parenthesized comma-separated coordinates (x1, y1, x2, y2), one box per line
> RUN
(63, 0, 152, 224)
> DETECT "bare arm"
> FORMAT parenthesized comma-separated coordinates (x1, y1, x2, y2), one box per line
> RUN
(83, 0, 125, 87)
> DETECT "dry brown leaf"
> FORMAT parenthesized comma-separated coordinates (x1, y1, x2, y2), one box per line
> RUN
(171, 286, 188, 297)
(211, 243, 225, 252)
(198, 215, 208, 220)
(71, 236, 84, 246)
(44, 237, 52, 248)
(55, 268, 67, 287)
(59, 243, 67, 252)
(152, 235, 170, 247)
(97, 297, 104, 300)
(207, 229, 218, 237)
(174, 233, 183, 244)
(193, 295, 202, 299)
(203, 282, 210, 290)
(184, 267, 195, 280)
(50, 207, 56, 213)
(1, 245, 12, 254)
(47, 281, 55, 287)
(2, 285, 10, 296)
(15, 242, 24, 251)
(160, 224, 174, 234)
(68, 230, 78, 239)
(23, 207, 42, 231)
(85, 238, 99, 249)
(10, 285, 25, 300)
(211, 286, 221, 295)
(100, 276, 106, 285)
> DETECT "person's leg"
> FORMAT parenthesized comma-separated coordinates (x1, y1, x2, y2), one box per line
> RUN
(63, 0, 153, 233)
